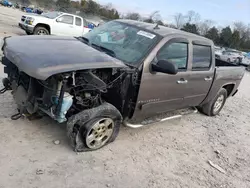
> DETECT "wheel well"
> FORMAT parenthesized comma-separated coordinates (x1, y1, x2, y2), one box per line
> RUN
(35, 24, 51, 34)
(223, 84, 235, 97)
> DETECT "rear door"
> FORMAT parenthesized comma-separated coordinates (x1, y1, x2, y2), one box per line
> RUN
(183, 42, 214, 106)
(74, 16, 84, 37)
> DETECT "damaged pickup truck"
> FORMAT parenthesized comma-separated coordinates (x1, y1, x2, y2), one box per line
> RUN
(0, 20, 245, 152)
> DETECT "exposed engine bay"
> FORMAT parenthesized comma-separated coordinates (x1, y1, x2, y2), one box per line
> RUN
(2, 57, 136, 123)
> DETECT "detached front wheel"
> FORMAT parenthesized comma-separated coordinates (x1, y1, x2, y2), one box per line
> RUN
(200, 88, 227, 116)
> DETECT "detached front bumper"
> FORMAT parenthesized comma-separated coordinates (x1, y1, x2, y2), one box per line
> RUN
(18, 22, 35, 34)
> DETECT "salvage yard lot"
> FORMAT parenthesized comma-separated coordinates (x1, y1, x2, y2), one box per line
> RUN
(0, 6, 250, 188)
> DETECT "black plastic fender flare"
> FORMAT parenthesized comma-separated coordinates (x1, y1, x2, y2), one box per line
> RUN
(67, 102, 122, 152)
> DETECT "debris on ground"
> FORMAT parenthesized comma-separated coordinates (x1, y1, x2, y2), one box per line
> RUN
(215, 150, 221, 155)
(36, 169, 44, 175)
(53, 140, 60, 145)
(208, 160, 226, 174)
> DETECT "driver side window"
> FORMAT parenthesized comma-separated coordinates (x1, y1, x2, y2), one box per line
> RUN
(157, 42, 188, 70)
(57, 15, 73, 25)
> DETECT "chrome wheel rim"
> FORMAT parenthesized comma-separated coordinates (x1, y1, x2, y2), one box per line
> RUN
(213, 95, 224, 113)
(37, 29, 47, 35)
(86, 118, 114, 149)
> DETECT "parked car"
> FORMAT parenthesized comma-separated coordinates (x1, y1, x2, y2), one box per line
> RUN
(18, 11, 90, 36)
(1, 20, 245, 152)
(22, 6, 43, 14)
(217, 50, 244, 64)
(87, 21, 96, 29)
(1, 0, 12, 7)
(23, 7, 33, 13)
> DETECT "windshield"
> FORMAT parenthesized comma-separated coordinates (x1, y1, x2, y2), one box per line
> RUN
(42, 11, 62, 19)
(83, 21, 160, 66)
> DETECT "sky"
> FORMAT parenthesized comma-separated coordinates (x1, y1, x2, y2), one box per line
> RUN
(96, 0, 250, 26)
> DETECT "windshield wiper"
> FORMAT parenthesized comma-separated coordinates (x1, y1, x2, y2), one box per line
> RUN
(75, 36, 89, 45)
(91, 43, 116, 57)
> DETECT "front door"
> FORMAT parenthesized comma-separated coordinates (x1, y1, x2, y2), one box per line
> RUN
(134, 38, 191, 117)
(53, 15, 75, 36)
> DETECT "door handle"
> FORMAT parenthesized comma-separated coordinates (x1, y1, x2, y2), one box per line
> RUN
(204, 77, 212, 81)
(177, 79, 188, 84)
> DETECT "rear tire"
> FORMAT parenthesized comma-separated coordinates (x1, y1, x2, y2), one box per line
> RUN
(200, 88, 227, 116)
(34, 26, 49, 35)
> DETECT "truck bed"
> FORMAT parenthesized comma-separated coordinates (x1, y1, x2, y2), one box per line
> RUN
(201, 58, 245, 106)
(216, 58, 240, 67)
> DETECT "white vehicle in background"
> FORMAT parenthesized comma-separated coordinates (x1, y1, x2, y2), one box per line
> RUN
(18, 11, 91, 36)
(217, 50, 244, 64)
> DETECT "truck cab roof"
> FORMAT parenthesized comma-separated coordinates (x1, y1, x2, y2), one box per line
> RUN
(117, 19, 213, 45)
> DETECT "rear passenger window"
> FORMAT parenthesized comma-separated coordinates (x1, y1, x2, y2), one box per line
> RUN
(75, 17, 82, 26)
(83, 18, 88, 27)
(157, 42, 188, 70)
(192, 45, 211, 70)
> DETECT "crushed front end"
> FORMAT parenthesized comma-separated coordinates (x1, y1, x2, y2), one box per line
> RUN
(1, 55, 133, 123)
(0, 35, 141, 152)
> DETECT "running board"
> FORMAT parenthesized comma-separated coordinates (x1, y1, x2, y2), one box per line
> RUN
(124, 107, 198, 129)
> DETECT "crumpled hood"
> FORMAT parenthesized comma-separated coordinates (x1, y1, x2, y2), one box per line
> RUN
(3, 35, 126, 80)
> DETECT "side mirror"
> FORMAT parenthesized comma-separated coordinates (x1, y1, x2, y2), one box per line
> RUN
(56, 17, 63, 22)
(151, 60, 178, 75)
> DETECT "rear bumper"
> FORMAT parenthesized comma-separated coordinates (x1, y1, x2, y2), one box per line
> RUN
(18, 22, 34, 33)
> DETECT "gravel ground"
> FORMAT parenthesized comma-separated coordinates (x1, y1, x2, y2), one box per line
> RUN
(0, 6, 250, 188)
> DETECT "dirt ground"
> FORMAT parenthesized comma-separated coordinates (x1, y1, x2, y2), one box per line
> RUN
(0, 6, 250, 188)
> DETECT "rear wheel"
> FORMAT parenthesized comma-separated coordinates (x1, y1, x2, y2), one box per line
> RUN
(34, 27, 49, 35)
(199, 88, 227, 116)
